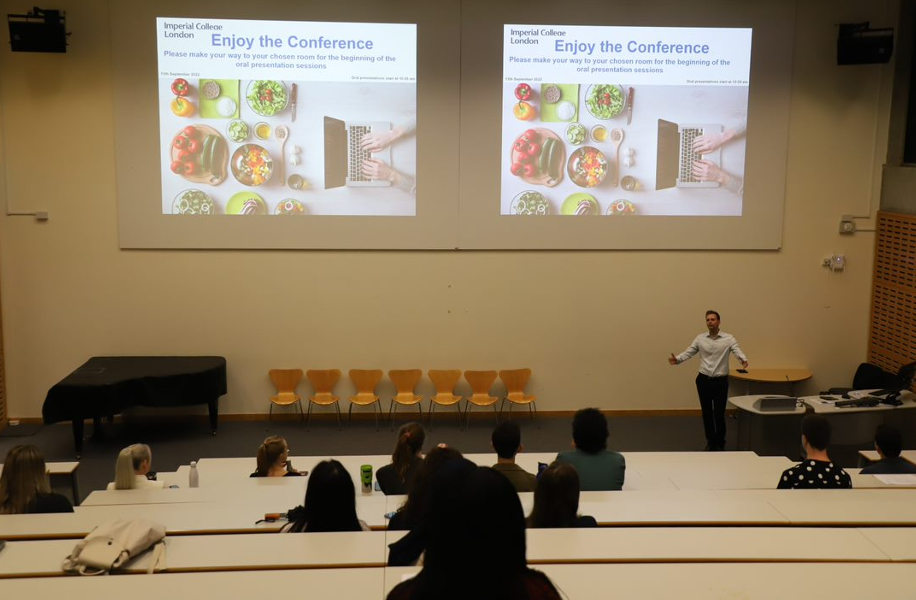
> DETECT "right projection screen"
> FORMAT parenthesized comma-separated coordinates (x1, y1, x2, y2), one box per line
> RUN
(501, 25, 751, 218)
(459, 2, 793, 250)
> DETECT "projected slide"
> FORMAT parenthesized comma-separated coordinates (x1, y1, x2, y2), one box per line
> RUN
(157, 18, 416, 216)
(501, 25, 751, 217)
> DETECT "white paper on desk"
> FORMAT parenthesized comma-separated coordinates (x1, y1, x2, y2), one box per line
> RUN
(874, 474, 916, 485)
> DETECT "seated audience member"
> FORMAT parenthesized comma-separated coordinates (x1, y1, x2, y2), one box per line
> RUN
(387, 446, 465, 566)
(491, 420, 538, 492)
(387, 445, 462, 532)
(107, 443, 167, 490)
(777, 414, 852, 489)
(282, 459, 369, 532)
(555, 408, 626, 491)
(376, 422, 425, 494)
(0, 445, 73, 514)
(861, 425, 916, 475)
(527, 462, 597, 528)
(388, 466, 562, 599)
(250, 435, 303, 477)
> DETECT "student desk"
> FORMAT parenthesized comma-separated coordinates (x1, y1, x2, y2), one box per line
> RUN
(2, 569, 385, 599)
(0, 532, 387, 578)
(718, 489, 916, 526)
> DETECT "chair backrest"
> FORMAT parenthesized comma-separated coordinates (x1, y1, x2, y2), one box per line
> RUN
(464, 370, 497, 395)
(389, 369, 422, 394)
(499, 368, 531, 394)
(852, 363, 900, 390)
(269, 369, 303, 393)
(429, 370, 462, 394)
(349, 369, 383, 394)
(306, 369, 342, 393)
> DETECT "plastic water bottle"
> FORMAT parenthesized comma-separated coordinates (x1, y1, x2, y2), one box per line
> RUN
(189, 461, 199, 488)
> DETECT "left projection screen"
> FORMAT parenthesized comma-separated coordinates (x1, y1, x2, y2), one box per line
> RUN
(157, 18, 416, 217)
(112, 0, 460, 249)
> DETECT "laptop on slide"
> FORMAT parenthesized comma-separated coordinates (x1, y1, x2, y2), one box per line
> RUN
(655, 118, 723, 190)
(323, 116, 392, 189)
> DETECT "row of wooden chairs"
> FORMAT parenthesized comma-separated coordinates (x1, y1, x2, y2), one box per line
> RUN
(268, 369, 537, 430)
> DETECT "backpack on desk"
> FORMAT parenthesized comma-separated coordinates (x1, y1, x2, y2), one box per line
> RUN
(62, 519, 166, 575)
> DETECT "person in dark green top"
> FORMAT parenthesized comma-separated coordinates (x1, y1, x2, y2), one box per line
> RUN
(491, 421, 538, 492)
(555, 408, 626, 491)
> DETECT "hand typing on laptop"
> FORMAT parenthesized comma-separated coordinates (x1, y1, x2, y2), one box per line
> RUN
(693, 160, 743, 196)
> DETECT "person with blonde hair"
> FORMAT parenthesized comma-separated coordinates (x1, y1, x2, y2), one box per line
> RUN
(0, 445, 73, 514)
(376, 422, 425, 494)
(250, 435, 303, 477)
(107, 444, 166, 490)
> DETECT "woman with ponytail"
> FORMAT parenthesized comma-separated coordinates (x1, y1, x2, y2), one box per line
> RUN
(250, 436, 303, 477)
(376, 422, 425, 495)
(107, 444, 166, 490)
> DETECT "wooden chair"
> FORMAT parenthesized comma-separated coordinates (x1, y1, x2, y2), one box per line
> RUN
(428, 369, 464, 428)
(388, 369, 423, 429)
(305, 369, 342, 428)
(268, 369, 304, 422)
(498, 368, 538, 424)
(463, 370, 499, 426)
(348, 369, 383, 430)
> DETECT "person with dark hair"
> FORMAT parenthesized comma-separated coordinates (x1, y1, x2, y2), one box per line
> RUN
(669, 309, 748, 451)
(387, 447, 468, 566)
(527, 462, 597, 528)
(555, 408, 625, 491)
(388, 466, 562, 599)
(777, 415, 851, 489)
(861, 425, 916, 475)
(250, 436, 303, 478)
(387, 445, 462, 533)
(376, 422, 426, 495)
(491, 421, 537, 492)
(0, 445, 73, 514)
(282, 459, 368, 532)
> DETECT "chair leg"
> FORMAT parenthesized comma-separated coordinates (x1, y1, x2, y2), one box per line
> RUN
(348, 403, 354, 425)
(498, 398, 505, 421)
(457, 403, 463, 429)
(306, 402, 313, 430)
(269, 404, 273, 423)
(429, 402, 436, 429)
(335, 404, 342, 429)
(374, 403, 380, 432)
(464, 403, 472, 429)
(493, 403, 499, 424)
(296, 400, 304, 423)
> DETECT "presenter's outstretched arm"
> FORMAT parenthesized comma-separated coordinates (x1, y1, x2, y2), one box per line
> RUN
(668, 353, 678, 366)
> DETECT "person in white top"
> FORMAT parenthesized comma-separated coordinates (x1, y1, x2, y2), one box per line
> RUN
(668, 310, 748, 451)
(107, 443, 167, 490)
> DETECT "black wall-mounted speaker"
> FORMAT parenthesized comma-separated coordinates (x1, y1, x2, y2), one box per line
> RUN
(837, 22, 893, 65)
(8, 9, 67, 53)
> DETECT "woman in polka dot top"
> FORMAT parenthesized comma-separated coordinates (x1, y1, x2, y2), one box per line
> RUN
(777, 414, 851, 489)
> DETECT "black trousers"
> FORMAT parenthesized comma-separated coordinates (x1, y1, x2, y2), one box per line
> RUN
(695, 373, 729, 448)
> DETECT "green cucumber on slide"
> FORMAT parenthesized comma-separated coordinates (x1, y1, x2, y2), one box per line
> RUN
(539, 138, 555, 176)
(200, 135, 215, 173)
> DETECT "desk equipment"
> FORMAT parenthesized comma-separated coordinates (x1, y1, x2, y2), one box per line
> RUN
(755, 396, 798, 412)
(42, 357, 227, 455)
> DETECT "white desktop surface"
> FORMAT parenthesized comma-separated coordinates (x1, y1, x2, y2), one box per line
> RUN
(2, 568, 385, 598)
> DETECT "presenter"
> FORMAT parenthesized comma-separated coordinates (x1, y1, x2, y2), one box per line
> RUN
(668, 310, 748, 451)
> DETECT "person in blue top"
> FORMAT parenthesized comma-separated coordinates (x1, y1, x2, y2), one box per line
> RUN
(555, 408, 625, 491)
(669, 309, 748, 451)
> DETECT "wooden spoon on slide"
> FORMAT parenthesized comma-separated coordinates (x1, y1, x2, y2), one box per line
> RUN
(275, 125, 289, 187)
(610, 128, 624, 187)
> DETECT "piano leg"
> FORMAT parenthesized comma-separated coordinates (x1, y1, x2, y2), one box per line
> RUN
(71, 418, 84, 457)
(208, 397, 219, 435)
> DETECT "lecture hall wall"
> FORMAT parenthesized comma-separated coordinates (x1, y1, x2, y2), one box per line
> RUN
(0, 0, 896, 418)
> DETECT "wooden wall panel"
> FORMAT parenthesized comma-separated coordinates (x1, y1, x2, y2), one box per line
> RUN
(870, 212, 916, 375)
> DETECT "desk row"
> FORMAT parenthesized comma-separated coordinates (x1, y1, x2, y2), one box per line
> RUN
(3, 527, 916, 579)
(5, 488, 916, 540)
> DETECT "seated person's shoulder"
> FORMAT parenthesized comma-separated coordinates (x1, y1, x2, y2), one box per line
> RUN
(28, 492, 74, 514)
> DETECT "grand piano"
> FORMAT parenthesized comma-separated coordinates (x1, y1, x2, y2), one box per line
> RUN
(43, 356, 228, 455)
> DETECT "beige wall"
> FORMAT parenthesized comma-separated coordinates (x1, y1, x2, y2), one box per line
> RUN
(0, 0, 894, 418)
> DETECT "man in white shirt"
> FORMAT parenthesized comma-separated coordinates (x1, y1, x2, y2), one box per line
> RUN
(668, 310, 748, 451)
